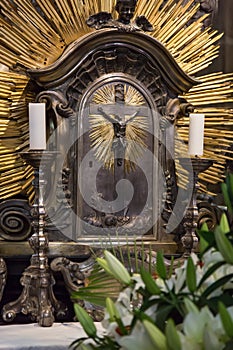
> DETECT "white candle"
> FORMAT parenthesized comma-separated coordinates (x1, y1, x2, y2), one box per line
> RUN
(29, 103, 46, 150)
(188, 113, 205, 156)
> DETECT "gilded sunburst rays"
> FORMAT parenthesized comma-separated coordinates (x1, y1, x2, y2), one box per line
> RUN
(0, 0, 221, 74)
(0, 0, 232, 197)
(0, 71, 34, 201)
(177, 72, 233, 194)
(89, 84, 149, 173)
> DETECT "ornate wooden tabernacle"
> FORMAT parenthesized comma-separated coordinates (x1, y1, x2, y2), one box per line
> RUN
(0, 14, 197, 323)
(0, 0, 228, 324)
(27, 28, 197, 246)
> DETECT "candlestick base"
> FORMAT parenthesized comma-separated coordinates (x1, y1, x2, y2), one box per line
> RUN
(2, 151, 67, 326)
(179, 157, 213, 257)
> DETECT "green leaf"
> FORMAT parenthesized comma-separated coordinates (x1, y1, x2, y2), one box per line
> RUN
(214, 228, 233, 264)
(140, 267, 161, 295)
(197, 261, 225, 290)
(72, 293, 111, 308)
(184, 298, 199, 314)
(69, 337, 92, 349)
(143, 319, 167, 350)
(74, 304, 97, 338)
(105, 297, 128, 336)
(155, 305, 175, 331)
(197, 229, 216, 255)
(201, 222, 209, 232)
(134, 309, 156, 324)
(199, 237, 209, 255)
(198, 222, 210, 254)
(219, 302, 233, 338)
(156, 251, 167, 280)
(186, 257, 197, 293)
(106, 297, 120, 322)
(104, 250, 131, 285)
(221, 182, 233, 215)
(219, 213, 230, 234)
(96, 258, 113, 276)
(202, 273, 233, 298)
(78, 344, 93, 350)
(165, 319, 182, 350)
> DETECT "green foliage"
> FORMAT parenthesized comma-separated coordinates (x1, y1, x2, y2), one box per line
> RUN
(215, 227, 233, 264)
(71, 262, 121, 307)
(221, 173, 233, 215)
(103, 250, 131, 285)
(143, 320, 167, 350)
(156, 251, 167, 280)
(186, 257, 197, 293)
(219, 302, 233, 338)
(198, 216, 233, 259)
(70, 236, 233, 349)
(165, 319, 182, 350)
(140, 267, 161, 295)
(70, 176, 233, 350)
(106, 297, 120, 322)
(74, 304, 97, 338)
(71, 243, 156, 308)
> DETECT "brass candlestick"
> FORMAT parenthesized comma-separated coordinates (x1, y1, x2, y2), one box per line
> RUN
(2, 150, 67, 327)
(179, 157, 213, 257)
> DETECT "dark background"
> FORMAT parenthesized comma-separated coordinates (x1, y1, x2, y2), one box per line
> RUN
(205, 0, 233, 75)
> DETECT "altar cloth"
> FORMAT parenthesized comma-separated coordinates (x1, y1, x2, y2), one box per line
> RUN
(0, 322, 104, 350)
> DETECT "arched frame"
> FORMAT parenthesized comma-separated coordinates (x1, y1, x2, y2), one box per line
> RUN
(28, 28, 198, 249)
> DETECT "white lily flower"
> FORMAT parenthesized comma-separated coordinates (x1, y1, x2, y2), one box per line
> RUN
(131, 274, 145, 292)
(172, 264, 187, 293)
(155, 277, 174, 292)
(118, 321, 155, 350)
(203, 249, 224, 268)
(183, 306, 214, 342)
(204, 321, 225, 350)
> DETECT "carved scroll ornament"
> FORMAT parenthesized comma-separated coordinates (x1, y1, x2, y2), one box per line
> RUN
(0, 199, 32, 241)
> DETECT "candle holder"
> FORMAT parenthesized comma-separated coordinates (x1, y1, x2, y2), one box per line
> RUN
(179, 157, 213, 258)
(2, 150, 67, 327)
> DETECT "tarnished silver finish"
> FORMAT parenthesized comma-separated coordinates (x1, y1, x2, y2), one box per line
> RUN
(2, 151, 67, 327)
(86, 0, 153, 32)
(198, 199, 224, 231)
(180, 158, 213, 257)
(0, 0, 224, 324)
(51, 254, 96, 294)
(27, 28, 198, 245)
(51, 254, 106, 321)
(0, 199, 32, 241)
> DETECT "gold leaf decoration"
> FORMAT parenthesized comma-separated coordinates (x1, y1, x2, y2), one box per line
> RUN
(89, 84, 149, 173)
(0, 0, 232, 199)
(0, 0, 220, 72)
(0, 70, 35, 201)
(177, 72, 233, 194)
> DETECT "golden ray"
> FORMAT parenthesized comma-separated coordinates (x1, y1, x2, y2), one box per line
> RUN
(175, 71, 233, 191)
(89, 84, 149, 172)
(0, 71, 35, 201)
(0, 0, 220, 72)
(0, 0, 232, 199)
